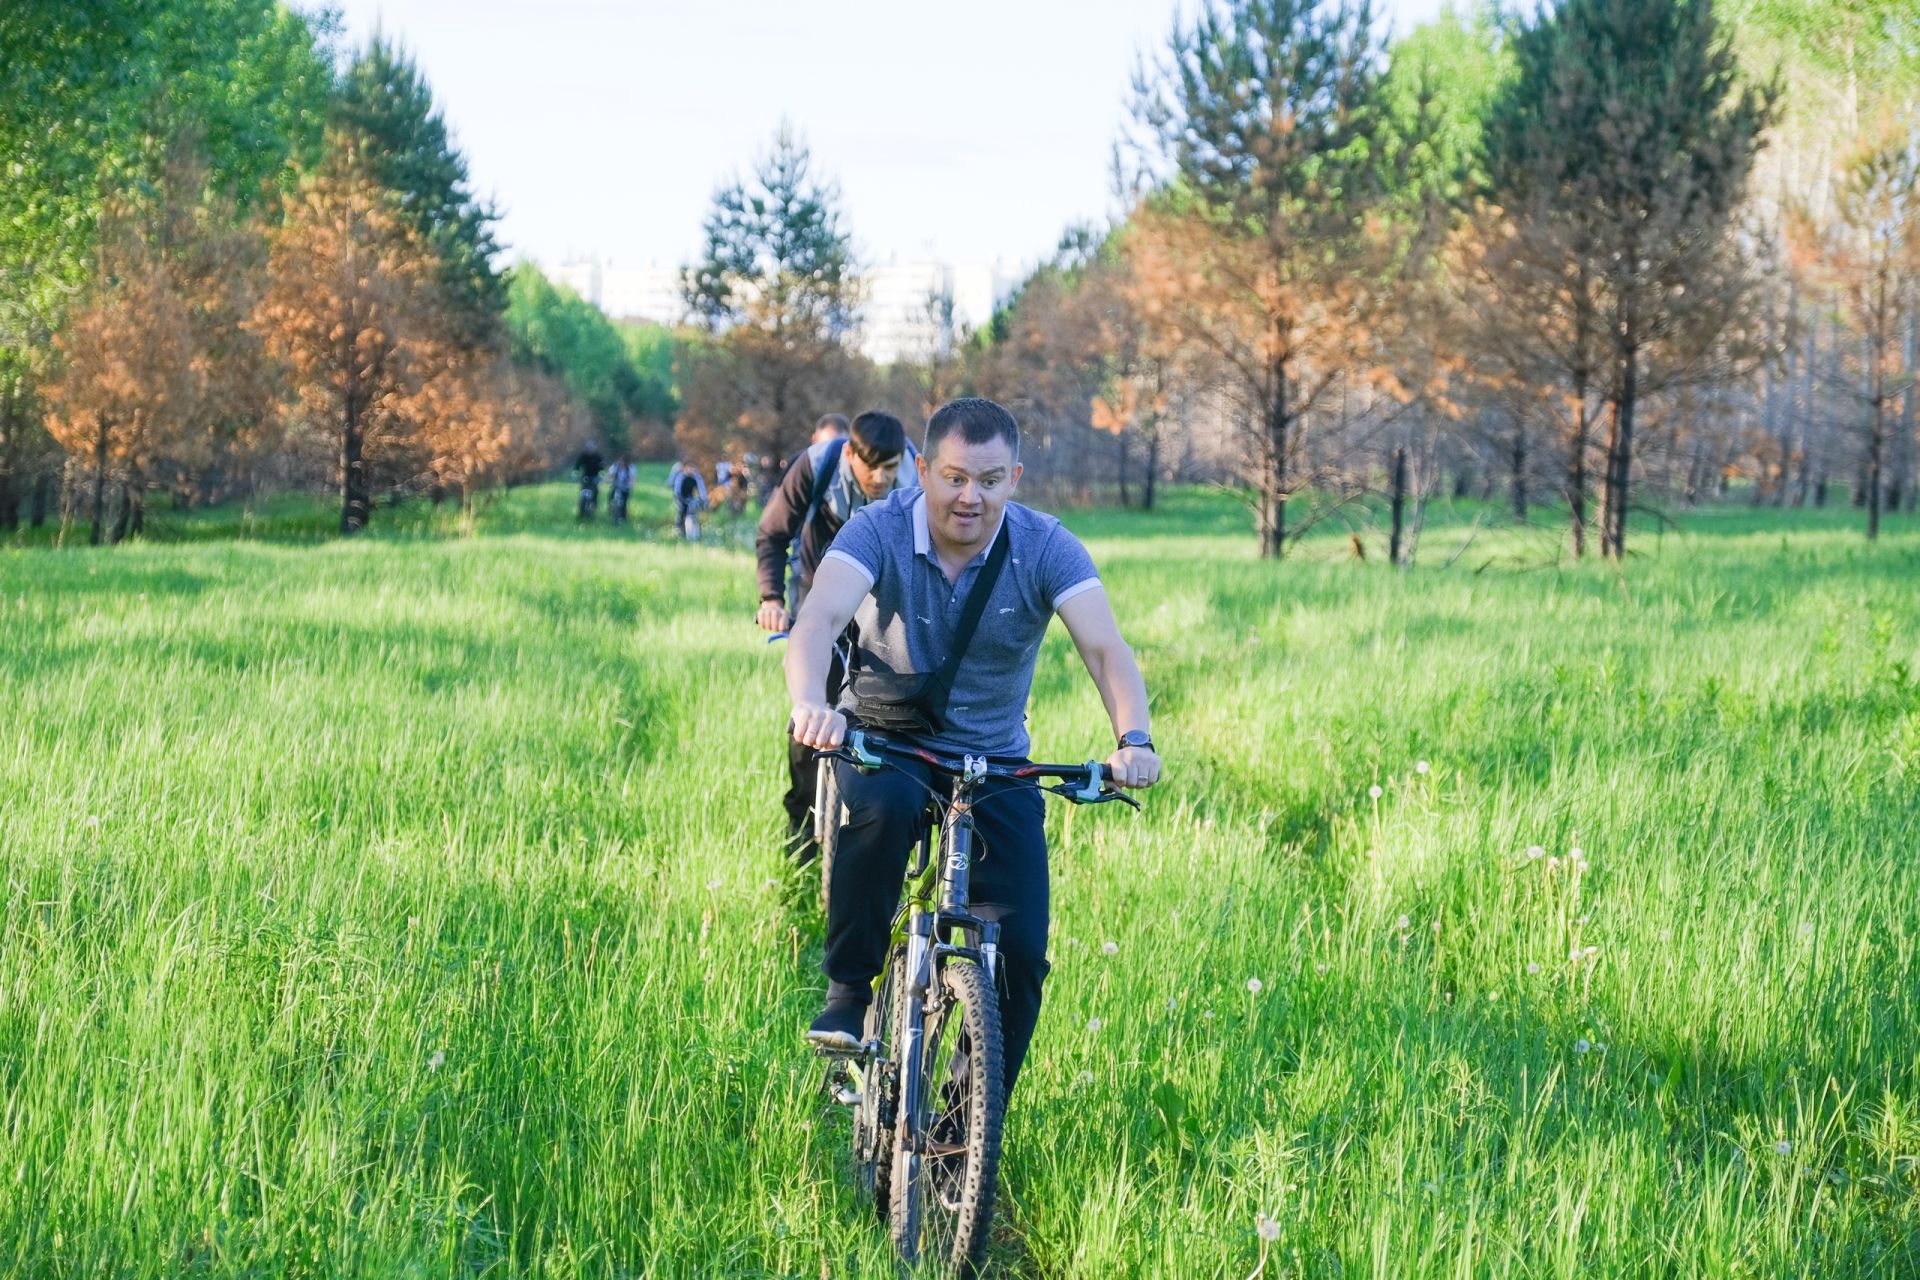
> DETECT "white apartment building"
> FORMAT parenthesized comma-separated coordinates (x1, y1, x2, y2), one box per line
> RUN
(548, 256, 1019, 362)
(548, 258, 687, 327)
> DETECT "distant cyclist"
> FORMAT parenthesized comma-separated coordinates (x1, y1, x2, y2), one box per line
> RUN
(811, 412, 850, 448)
(574, 440, 605, 520)
(670, 460, 707, 540)
(757, 410, 918, 865)
(608, 454, 636, 524)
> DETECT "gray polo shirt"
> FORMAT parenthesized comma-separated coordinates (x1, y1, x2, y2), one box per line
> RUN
(823, 490, 1102, 757)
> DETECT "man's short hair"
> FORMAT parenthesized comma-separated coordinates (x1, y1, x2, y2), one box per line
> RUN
(814, 413, 850, 438)
(925, 397, 1019, 460)
(847, 411, 907, 466)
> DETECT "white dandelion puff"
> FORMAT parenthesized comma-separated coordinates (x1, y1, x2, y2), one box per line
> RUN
(1101, 940, 1119, 956)
(1526, 963, 1541, 975)
(1246, 977, 1263, 994)
(1775, 1140, 1792, 1156)
(1574, 1039, 1591, 1054)
(1202, 1009, 1215, 1021)
(427, 1050, 446, 1072)
(1077, 1070, 1094, 1086)
(1526, 845, 1545, 860)
(1255, 1213, 1281, 1242)
(1395, 914, 1410, 930)
(1415, 759, 1430, 774)
(1368, 784, 1384, 800)
(1087, 1017, 1103, 1033)
(705, 878, 721, 891)
(1314, 963, 1329, 974)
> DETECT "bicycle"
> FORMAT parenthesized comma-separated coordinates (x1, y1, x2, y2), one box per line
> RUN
(577, 479, 598, 521)
(814, 727, 1139, 1274)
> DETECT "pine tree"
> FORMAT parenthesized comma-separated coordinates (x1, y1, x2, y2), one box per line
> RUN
(1129, 0, 1398, 557)
(334, 33, 504, 345)
(1485, 0, 1777, 559)
(680, 125, 860, 458)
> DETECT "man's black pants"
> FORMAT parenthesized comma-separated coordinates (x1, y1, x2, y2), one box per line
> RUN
(822, 757, 1050, 1096)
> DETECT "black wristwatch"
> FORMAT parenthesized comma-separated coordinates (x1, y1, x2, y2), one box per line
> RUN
(1118, 729, 1155, 752)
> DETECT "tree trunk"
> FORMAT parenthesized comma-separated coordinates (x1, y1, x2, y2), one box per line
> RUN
(1143, 429, 1159, 512)
(90, 414, 110, 547)
(1262, 352, 1289, 559)
(1116, 427, 1130, 508)
(341, 401, 368, 535)
(1569, 373, 1590, 557)
(1868, 395, 1885, 541)
(1389, 445, 1408, 566)
(30, 468, 51, 528)
(0, 391, 15, 532)
(110, 483, 132, 545)
(1510, 425, 1528, 522)
(1603, 342, 1638, 560)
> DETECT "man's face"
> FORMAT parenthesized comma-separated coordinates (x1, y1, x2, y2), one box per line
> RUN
(917, 435, 1021, 551)
(846, 450, 902, 500)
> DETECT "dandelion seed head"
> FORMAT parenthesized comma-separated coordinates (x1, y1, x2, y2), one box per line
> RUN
(1314, 963, 1329, 974)
(1415, 759, 1430, 774)
(1256, 1213, 1281, 1242)
(1775, 1140, 1792, 1156)
(1526, 962, 1541, 975)
(1246, 977, 1263, 994)
(1574, 1039, 1591, 1054)
(1086, 1017, 1103, 1033)
(704, 878, 721, 891)
(1568, 846, 1584, 861)
(1395, 914, 1410, 930)
(427, 1050, 445, 1072)
(1202, 1009, 1215, 1021)
(1368, 784, 1384, 800)
(1077, 1070, 1094, 1086)
(1526, 845, 1545, 860)
(1101, 940, 1119, 956)
(1584, 945, 1599, 958)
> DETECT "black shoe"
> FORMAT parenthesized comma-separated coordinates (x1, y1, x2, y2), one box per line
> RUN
(807, 998, 867, 1054)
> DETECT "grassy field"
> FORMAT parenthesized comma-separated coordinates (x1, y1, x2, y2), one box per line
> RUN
(3, 479, 1918, 1277)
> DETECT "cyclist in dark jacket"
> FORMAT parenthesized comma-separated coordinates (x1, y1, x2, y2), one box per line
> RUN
(757, 410, 918, 862)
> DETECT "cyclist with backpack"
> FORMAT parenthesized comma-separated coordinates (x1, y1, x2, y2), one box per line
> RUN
(669, 459, 707, 540)
(607, 454, 636, 524)
(757, 410, 919, 864)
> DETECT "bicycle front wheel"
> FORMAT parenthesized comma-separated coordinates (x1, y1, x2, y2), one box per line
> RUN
(851, 948, 904, 1218)
(891, 958, 1004, 1275)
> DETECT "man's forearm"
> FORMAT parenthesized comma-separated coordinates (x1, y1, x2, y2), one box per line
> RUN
(1088, 644, 1151, 738)
(784, 612, 837, 708)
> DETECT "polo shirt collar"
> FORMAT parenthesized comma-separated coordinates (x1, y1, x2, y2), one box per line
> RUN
(911, 491, 1005, 567)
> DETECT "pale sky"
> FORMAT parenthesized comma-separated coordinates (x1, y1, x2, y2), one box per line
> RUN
(330, 0, 1449, 276)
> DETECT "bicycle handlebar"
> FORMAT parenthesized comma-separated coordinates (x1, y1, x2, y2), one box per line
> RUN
(820, 728, 1139, 808)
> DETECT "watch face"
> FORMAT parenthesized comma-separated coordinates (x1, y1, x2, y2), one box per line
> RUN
(1120, 731, 1153, 749)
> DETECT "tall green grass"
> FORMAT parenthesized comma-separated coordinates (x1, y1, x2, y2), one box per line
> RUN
(2, 483, 1916, 1277)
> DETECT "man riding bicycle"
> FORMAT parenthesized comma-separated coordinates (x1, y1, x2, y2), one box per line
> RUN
(758, 410, 919, 865)
(786, 396, 1160, 1099)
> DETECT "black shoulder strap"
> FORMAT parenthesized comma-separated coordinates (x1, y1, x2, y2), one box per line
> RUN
(929, 519, 1010, 708)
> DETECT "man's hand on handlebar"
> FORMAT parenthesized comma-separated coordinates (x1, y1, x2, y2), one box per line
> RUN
(758, 599, 793, 633)
(1104, 745, 1162, 790)
(791, 703, 848, 750)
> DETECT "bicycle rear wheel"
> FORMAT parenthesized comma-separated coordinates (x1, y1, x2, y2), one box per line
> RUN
(891, 958, 1004, 1275)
